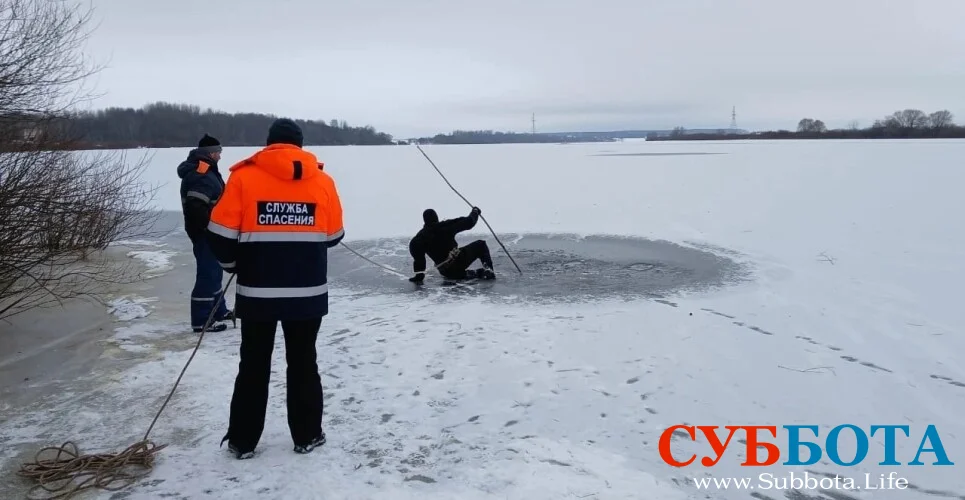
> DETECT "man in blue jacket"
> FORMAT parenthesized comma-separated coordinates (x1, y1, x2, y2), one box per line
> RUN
(177, 134, 234, 332)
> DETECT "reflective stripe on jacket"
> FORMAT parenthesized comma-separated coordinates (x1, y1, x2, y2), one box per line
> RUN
(206, 144, 344, 321)
(177, 150, 226, 240)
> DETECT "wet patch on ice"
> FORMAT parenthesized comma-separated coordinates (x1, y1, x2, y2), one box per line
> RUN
(329, 233, 750, 304)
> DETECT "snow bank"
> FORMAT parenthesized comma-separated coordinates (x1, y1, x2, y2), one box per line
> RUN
(106, 295, 158, 321)
(126, 250, 176, 278)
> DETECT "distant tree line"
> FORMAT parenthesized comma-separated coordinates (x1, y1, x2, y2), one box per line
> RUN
(651, 109, 963, 141)
(59, 102, 395, 149)
(415, 129, 597, 144)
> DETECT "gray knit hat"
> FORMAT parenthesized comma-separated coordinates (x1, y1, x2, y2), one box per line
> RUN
(197, 133, 222, 154)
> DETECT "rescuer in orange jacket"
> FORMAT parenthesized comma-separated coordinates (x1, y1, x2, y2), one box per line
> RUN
(206, 118, 344, 459)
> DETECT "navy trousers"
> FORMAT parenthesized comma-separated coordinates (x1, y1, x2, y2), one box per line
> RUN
(226, 318, 324, 452)
(191, 236, 228, 329)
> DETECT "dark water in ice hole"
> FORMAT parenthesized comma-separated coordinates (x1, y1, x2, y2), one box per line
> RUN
(138, 212, 751, 305)
(329, 233, 751, 304)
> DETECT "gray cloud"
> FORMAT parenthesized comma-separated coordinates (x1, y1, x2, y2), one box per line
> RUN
(83, 0, 965, 137)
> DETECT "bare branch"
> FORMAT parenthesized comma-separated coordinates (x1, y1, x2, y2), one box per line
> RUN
(929, 110, 954, 130)
(0, 0, 161, 321)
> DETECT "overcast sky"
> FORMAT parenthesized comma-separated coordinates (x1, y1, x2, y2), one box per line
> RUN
(82, 0, 965, 138)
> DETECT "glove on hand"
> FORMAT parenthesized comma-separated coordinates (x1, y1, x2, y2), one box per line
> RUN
(409, 273, 425, 283)
(470, 207, 481, 217)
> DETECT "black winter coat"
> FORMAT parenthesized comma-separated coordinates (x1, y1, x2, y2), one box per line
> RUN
(408, 211, 479, 273)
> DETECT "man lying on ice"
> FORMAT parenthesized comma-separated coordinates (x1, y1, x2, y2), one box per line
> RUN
(408, 206, 496, 283)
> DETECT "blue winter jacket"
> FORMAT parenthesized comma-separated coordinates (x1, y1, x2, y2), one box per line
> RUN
(177, 149, 226, 241)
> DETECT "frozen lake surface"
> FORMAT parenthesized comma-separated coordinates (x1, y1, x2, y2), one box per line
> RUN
(1, 139, 963, 499)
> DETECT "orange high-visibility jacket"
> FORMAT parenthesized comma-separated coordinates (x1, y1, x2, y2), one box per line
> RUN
(206, 144, 344, 321)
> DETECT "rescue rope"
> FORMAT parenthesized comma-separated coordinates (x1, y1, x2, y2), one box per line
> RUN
(17, 275, 237, 500)
(414, 144, 523, 275)
(338, 242, 456, 278)
(338, 242, 408, 278)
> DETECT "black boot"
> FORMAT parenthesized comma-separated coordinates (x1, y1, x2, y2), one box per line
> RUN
(219, 309, 237, 328)
(194, 322, 228, 333)
(479, 266, 495, 280)
(228, 443, 255, 460)
(293, 432, 327, 454)
(221, 433, 254, 460)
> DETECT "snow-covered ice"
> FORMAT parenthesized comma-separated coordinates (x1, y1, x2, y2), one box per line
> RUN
(126, 249, 176, 278)
(2, 139, 964, 499)
(107, 295, 159, 321)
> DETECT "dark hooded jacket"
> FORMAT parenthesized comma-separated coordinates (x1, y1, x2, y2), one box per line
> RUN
(178, 148, 226, 241)
(408, 208, 479, 273)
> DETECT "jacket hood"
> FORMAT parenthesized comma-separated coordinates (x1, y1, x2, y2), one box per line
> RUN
(177, 148, 217, 178)
(230, 143, 321, 181)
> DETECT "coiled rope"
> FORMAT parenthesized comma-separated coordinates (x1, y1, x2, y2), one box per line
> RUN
(17, 274, 237, 500)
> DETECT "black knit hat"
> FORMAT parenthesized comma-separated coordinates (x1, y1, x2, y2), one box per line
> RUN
(266, 118, 304, 148)
(423, 208, 438, 225)
(198, 134, 220, 148)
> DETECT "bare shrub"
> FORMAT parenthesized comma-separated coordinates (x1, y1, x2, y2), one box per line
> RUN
(0, 0, 162, 320)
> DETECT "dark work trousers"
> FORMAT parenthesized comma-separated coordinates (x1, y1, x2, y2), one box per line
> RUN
(439, 239, 493, 279)
(225, 317, 324, 452)
(190, 236, 228, 329)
